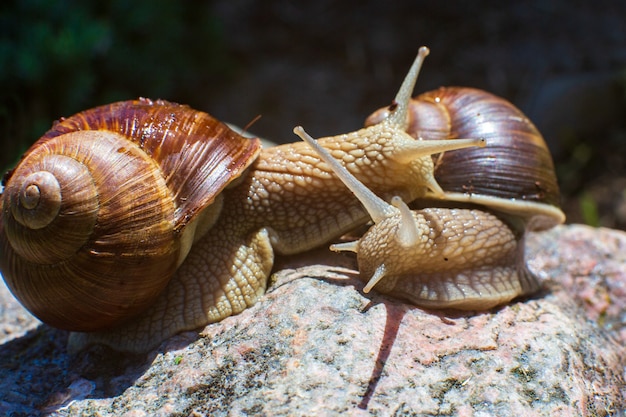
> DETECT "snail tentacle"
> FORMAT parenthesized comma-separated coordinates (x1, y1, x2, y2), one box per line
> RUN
(390, 196, 420, 248)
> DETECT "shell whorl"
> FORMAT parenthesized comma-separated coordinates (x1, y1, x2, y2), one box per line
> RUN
(410, 88, 560, 206)
(4, 150, 99, 265)
(10, 171, 62, 229)
(1, 130, 181, 330)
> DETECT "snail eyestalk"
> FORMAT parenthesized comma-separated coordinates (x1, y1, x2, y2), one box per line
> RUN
(387, 46, 430, 129)
(391, 196, 420, 248)
(363, 264, 387, 293)
(393, 137, 486, 165)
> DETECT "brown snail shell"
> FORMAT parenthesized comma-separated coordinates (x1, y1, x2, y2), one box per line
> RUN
(365, 86, 565, 230)
(0, 98, 261, 331)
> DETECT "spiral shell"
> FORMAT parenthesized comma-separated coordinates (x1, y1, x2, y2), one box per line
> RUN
(366, 87, 565, 230)
(0, 98, 261, 331)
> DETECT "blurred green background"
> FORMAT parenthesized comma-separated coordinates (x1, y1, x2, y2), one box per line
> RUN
(0, 0, 230, 169)
(1, 0, 625, 229)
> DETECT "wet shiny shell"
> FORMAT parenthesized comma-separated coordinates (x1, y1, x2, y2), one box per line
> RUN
(0, 98, 261, 331)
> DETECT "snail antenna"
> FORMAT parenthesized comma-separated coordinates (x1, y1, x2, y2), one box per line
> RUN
(242, 114, 262, 135)
(387, 46, 430, 129)
(391, 196, 420, 247)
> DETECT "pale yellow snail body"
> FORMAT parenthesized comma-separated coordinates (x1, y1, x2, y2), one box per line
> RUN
(1, 47, 487, 352)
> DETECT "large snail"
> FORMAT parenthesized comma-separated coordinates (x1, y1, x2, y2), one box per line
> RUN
(0, 47, 563, 352)
(0, 99, 262, 331)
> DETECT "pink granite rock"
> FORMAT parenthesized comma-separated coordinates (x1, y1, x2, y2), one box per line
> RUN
(0, 224, 625, 416)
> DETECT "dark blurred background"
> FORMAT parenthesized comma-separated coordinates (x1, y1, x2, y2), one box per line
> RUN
(1, 0, 625, 229)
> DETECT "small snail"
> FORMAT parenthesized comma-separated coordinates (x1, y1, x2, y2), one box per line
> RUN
(296, 126, 537, 309)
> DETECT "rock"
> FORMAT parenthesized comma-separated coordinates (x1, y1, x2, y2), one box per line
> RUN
(0, 224, 625, 416)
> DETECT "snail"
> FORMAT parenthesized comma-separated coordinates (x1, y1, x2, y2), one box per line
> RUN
(296, 126, 541, 309)
(1, 46, 563, 352)
(0, 98, 262, 331)
(1, 47, 485, 352)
